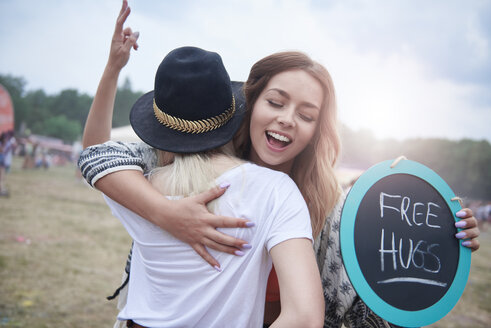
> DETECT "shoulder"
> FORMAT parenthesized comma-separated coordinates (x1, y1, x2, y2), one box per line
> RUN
(226, 163, 303, 209)
(242, 162, 295, 186)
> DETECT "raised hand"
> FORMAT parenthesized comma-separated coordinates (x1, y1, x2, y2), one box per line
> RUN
(82, 0, 140, 147)
(107, 0, 139, 71)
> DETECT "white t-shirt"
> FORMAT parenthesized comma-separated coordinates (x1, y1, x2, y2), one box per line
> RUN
(104, 163, 312, 328)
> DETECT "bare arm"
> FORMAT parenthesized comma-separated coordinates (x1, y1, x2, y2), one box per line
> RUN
(269, 239, 324, 328)
(82, 0, 139, 148)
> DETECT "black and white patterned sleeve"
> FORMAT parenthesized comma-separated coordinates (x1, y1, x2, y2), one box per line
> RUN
(77, 141, 157, 188)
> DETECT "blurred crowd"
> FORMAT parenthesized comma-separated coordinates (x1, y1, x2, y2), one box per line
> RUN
(0, 131, 78, 197)
(469, 200, 491, 231)
(0, 130, 16, 196)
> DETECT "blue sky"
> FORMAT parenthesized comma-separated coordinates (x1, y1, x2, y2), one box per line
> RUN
(0, 0, 490, 142)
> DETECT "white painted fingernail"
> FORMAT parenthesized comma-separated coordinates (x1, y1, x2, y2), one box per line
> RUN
(214, 265, 222, 272)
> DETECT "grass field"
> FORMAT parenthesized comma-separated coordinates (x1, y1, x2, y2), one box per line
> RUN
(0, 159, 490, 327)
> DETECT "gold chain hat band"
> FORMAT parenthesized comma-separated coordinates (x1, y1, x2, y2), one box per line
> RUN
(153, 97, 236, 134)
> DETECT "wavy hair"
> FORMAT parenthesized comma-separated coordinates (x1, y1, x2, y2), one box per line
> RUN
(234, 51, 342, 238)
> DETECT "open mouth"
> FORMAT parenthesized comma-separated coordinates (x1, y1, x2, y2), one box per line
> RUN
(266, 131, 292, 148)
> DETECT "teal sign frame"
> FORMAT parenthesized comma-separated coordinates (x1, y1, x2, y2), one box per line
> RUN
(340, 159, 471, 327)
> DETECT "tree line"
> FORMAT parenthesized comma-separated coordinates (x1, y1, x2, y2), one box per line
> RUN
(0, 74, 142, 143)
(1, 73, 489, 200)
(340, 127, 491, 200)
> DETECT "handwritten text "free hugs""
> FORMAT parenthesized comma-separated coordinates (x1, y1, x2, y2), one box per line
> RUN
(378, 192, 446, 287)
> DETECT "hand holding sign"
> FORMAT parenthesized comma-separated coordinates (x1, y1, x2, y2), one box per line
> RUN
(340, 158, 471, 327)
(454, 209, 481, 251)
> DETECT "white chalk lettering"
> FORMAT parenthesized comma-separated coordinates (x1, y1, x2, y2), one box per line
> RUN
(379, 229, 397, 271)
(379, 193, 442, 229)
(377, 277, 447, 287)
(424, 244, 441, 274)
(426, 202, 441, 228)
(379, 230, 442, 274)
(412, 240, 426, 269)
(399, 237, 413, 269)
(412, 202, 425, 226)
(380, 192, 401, 218)
(401, 196, 412, 226)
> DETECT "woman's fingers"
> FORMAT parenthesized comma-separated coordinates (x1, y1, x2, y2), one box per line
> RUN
(460, 236, 481, 252)
(455, 208, 474, 219)
(191, 243, 220, 269)
(169, 187, 254, 266)
(109, 0, 138, 68)
(203, 226, 250, 249)
(118, 0, 128, 18)
(201, 237, 244, 256)
(206, 214, 255, 229)
(455, 208, 481, 252)
(190, 236, 252, 270)
(123, 26, 133, 36)
(122, 27, 139, 51)
(456, 226, 480, 240)
(469, 239, 480, 252)
(194, 185, 255, 227)
(455, 216, 478, 229)
(194, 184, 229, 204)
(115, 1, 130, 35)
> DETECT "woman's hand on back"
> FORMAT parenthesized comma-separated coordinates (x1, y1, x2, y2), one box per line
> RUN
(163, 185, 254, 269)
(96, 170, 253, 269)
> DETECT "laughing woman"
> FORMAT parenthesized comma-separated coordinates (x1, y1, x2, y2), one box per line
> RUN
(79, 1, 480, 327)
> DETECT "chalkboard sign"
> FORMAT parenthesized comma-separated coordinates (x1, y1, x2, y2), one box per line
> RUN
(340, 159, 471, 327)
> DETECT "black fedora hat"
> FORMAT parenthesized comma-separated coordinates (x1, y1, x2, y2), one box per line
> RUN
(130, 46, 245, 153)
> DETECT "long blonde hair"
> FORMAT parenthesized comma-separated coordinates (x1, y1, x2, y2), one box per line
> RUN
(234, 51, 342, 238)
(150, 143, 238, 207)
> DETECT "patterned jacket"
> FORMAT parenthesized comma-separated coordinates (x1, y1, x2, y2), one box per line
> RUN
(78, 141, 398, 328)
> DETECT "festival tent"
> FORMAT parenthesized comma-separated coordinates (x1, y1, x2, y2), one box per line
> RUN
(111, 125, 141, 142)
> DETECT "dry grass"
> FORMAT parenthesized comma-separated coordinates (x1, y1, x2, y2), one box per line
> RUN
(429, 226, 491, 328)
(0, 158, 489, 327)
(0, 159, 131, 327)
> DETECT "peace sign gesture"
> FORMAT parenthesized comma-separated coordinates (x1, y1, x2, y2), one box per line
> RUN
(82, 0, 140, 147)
(107, 0, 139, 71)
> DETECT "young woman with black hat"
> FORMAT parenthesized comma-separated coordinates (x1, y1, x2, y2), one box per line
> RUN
(79, 1, 481, 327)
